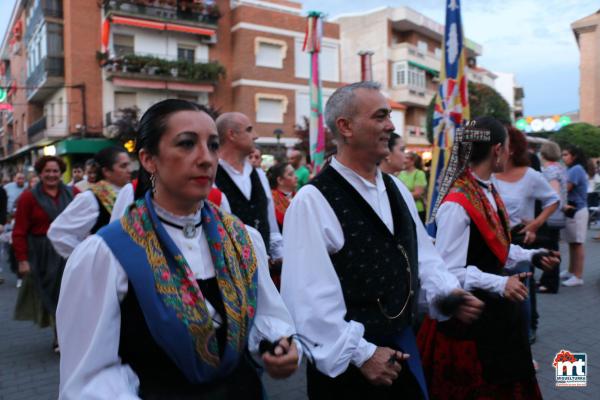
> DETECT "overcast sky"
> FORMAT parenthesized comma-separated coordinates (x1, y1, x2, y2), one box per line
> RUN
(1, 0, 597, 116)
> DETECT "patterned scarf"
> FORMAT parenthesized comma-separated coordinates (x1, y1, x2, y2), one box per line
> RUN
(272, 189, 292, 227)
(90, 180, 117, 214)
(442, 169, 511, 264)
(108, 191, 257, 382)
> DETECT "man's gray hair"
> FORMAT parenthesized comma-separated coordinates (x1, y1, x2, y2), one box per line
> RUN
(324, 81, 382, 137)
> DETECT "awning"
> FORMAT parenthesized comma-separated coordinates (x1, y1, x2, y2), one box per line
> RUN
(55, 138, 117, 155)
(110, 16, 215, 37)
(408, 61, 439, 77)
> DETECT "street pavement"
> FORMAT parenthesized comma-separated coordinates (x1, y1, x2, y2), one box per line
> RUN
(0, 234, 599, 399)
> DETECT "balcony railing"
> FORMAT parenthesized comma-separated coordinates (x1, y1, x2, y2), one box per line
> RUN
(26, 56, 64, 98)
(102, 53, 225, 83)
(25, 0, 64, 42)
(103, 0, 220, 26)
(28, 116, 47, 139)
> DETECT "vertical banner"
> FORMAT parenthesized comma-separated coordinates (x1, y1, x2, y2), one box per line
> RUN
(426, 0, 470, 235)
(303, 11, 326, 173)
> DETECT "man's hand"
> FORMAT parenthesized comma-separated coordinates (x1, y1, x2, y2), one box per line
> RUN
(262, 338, 299, 379)
(450, 289, 484, 324)
(359, 347, 409, 386)
(18, 261, 30, 275)
(503, 273, 530, 302)
(533, 250, 560, 272)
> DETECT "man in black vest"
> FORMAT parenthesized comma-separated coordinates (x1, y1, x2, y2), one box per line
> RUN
(281, 82, 484, 399)
(214, 112, 283, 260)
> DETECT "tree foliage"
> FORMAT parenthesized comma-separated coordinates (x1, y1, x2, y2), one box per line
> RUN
(551, 123, 600, 158)
(426, 82, 512, 143)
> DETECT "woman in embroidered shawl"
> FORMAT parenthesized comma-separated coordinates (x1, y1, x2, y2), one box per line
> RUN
(416, 117, 559, 399)
(57, 99, 299, 399)
(12, 156, 77, 351)
(48, 146, 131, 259)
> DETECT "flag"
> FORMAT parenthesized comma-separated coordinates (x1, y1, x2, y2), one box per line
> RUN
(303, 11, 326, 173)
(426, 0, 470, 235)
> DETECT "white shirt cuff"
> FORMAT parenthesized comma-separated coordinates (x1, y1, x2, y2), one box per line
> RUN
(351, 338, 377, 368)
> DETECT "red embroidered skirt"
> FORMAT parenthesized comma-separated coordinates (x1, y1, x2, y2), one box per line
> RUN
(417, 317, 543, 400)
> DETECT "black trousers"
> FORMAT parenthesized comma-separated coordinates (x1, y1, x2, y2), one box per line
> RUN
(537, 226, 561, 293)
(307, 361, 424, 400)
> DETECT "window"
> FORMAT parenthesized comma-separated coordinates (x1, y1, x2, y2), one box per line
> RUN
(113, 34, 134, 57)
(392, 62, 425, 90)
(178, 46, 195, 63)
(295, 38, 340, 82)
(255, 38, 286, 69)
(417, 40, 428, 54)
(114, 92, 136, 110)
(57, 97, 63, 123)
(434, 47, 442, 59)
(256, 94, 287, 123)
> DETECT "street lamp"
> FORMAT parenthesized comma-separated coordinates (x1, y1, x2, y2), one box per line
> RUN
(273, 128, 284, 153)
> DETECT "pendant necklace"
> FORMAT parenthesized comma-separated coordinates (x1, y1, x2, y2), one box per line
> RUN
(158, 216, 202, 239)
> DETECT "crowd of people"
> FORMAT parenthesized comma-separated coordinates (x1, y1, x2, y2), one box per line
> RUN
(0, 81, 593, 399)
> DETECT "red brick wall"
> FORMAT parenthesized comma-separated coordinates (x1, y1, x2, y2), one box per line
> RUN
(210, 0, 234, 112)
(231, 5, 339, 38)
(63, 0, 103, 136)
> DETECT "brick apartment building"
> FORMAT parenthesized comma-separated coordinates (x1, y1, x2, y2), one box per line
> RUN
(335, 6, 488, 152)
(0, 0, 110, 177)
(100, 0, 341, 149)
(0, 0, 341, 175)
(572, 9, 600, 126)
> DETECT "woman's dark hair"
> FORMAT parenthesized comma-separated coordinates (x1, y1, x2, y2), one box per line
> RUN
(94, 146, 128, 181)
(267, 162, 290, 189)
(506, 126, 530, 167)
(563, 144, 586, 168)
(34, 156, 66, 175)
(469, 116, 508, 165)
(388, 133, 402, 152)
(586, 159, 597, 178)
(134, 99, 217, 199)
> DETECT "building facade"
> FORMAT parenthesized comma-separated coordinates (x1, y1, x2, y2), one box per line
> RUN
(572, 10, 600, 126)
(335, 6, 485, 150)
(0, 0, 111, 177)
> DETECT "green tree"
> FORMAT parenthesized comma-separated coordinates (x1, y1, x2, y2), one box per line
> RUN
(551, 123, 600, 158)
(426, 82, 512, 143)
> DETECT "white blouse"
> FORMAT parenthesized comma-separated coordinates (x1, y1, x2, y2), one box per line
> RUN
(280, 157, 460, 378)
(217, 160, 283, 260)
(434, 174, 540, 296)
(493, 168, 559, 228)
(48, 185, 122, 259)
(57, 208, 296, 400)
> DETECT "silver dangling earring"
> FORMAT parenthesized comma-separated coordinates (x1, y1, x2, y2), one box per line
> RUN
(150, 173, 156, 193)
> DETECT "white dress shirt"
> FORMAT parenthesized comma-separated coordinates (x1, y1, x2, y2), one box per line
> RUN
(48, 184, 123, 258)
(217, 159, 283, 259)
(109, 183, 231, 223)
(434, 173, 541, 296)
(280, 157, 460, 378)
(57, 205, 296, 400)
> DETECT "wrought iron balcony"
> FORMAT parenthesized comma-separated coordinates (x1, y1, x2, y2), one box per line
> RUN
(103, 0, 220, 26)
(28, 116, 47, 139)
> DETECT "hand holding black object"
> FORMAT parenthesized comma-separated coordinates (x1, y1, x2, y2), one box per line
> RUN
(438, 289, 484, 324)
(261, 337, 299, 379)
(360, 347, 410, 386)
(532, 250, 561, 272)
